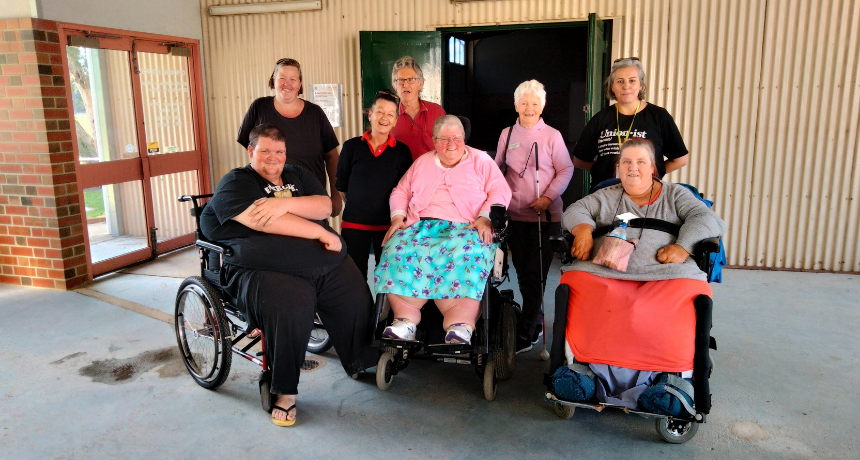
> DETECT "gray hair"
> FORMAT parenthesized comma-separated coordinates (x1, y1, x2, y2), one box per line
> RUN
(619, 137, 656, 165)
(513, 79, 546, 108)
(605, 58, 647, 101)
(432, 115, 465, 139)
(391, 56, 425, 84)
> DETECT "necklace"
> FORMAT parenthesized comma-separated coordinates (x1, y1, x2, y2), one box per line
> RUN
(615, 100, 642, 149)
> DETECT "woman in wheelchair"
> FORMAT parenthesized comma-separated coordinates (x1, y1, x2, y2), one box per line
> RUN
(374, 115, 512, 345)
(555, 137, 725, 411)
(200, 124, 378, 426)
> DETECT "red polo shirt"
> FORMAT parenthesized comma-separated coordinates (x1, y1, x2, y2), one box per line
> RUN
(390, 99, 446, 160)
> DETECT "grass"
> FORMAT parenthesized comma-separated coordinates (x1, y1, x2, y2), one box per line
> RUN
(83, 189, 105, 218)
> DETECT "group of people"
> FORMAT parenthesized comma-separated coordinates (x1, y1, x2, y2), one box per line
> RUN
(201, 54, 724, 426)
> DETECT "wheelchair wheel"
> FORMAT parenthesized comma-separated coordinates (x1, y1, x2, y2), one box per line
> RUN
(493, 302, 517, 380)
(483, 360, 497, 401)
(655, 417, 699, 444)
(376, 350, 396, 390)
(306, 313, 332, 354)
(175, 276, 233, 389)
(553, 401, 575, 419)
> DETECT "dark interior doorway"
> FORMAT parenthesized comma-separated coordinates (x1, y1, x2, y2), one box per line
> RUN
(441, 24, 607, 206)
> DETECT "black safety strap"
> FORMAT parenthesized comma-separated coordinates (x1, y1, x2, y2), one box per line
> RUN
(593, 218, 681, 238)
(499, 124, 514, 175)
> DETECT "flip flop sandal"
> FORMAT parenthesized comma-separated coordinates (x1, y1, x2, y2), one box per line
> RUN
(271, 404, 297, 427)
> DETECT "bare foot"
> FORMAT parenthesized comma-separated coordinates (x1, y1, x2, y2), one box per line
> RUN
(272, 394, 296, 423)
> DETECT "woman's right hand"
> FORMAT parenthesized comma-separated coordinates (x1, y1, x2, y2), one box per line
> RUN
(318, 230, 342, 253)
(383, 215, 408, 245)
(570, 224, 594, 261)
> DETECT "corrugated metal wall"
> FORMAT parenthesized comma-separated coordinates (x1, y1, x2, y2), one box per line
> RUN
(199, 0, 860, 272)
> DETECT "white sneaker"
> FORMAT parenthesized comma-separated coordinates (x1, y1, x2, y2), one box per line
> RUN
(382, 318, 416, 341)
(444, 323, 474, 344)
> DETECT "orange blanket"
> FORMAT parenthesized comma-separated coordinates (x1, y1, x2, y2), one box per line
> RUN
(562, 271, 712, 372)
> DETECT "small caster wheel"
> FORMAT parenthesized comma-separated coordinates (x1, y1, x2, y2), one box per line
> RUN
(655, 418, 699, 444)
(553, 402, 575, 419)
(483, 360, 497, 401)
(376, 350, 396, 390)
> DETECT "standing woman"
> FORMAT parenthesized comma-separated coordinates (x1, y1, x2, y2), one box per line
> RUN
(389, 56, 446, 160)
(572, 57, 689, 189)
(237, 58, 343, 216)
(495, 80, 574, 353)
(336, 90, 413, 279)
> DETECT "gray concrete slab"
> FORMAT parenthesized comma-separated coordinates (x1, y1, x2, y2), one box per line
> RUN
(2, 262, 858, 459)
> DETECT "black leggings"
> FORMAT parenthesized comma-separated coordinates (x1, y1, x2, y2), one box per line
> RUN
(341, 228, 386, 280)
(225, 258, 378, 395)
(507, 220, 560, 340)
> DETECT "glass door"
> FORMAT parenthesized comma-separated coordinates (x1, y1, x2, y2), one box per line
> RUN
(62, 27, 210, 278)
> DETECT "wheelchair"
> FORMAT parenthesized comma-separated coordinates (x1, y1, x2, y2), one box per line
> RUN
(172, 194, 330, 412)
(372, 206, 521, 401)
(544, 180, 721, 443)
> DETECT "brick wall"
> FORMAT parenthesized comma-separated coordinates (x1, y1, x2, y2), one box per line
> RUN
(0, 18, 87, 289)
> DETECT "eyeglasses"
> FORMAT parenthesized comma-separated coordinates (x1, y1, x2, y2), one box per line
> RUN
(394, 77, 420, 86)
(434, 136, 464, 144)
(613, 56, 640, 64)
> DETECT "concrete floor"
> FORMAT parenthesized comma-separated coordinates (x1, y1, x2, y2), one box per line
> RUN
(1, 246, 859, 459)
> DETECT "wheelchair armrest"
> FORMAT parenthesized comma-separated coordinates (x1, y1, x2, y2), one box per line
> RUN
(550, 232, 575, 265)
(692, 237, 720, 275)
(489, 205, 508, 232)
(196, 239, 233, 257)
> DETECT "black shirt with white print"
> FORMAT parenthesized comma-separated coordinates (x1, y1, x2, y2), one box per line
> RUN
(572, 103, 688, 187)
(201, 164, 346, 277)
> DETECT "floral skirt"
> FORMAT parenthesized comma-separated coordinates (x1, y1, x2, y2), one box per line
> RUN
(373, 220, 497, 301)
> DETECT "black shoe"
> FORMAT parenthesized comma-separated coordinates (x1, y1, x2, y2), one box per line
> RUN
(531, 324, 543, 344)
(516, 335, 533, 354)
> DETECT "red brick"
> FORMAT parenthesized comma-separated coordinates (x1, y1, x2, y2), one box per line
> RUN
(19, 175, 39, 185)
(1, 64, 25, 75)
(7, 87, 29, 97)
(0, 100, 10, 109)
(0, 164, 23, 173)
(46, 131, 70, 141)
(5, 206, 27, 216)
(0, 121, 14, 130)
(41, 87, 65, 97)
(35, 186, 53, 196)
(12, 131, 36, 142)
(65, 255, 87, 267)
(9, 109, 33, 119)
(34, 42, 60, 54)
(0, 215, 10, 224)
(13, 266, 37, 277)
(10, 247, 33, 257)
(53, 173, 75, 184)
(42, 228, 59, 238)
(43, 108, 67, 119)
(19, 54, 37, 63)
(34, 165, 51, 174)
(31, 257, 53, 268)
(44, 249, 61, 258)
(0, 275, 22, 285)
(17, 153, 38, 164)
(22, 75, 41, 86)
(24, 98, 43, 109)
(27, 237, 50, 248)
(5, 18, 21, 29)
(32, 278, 56, 288)
(0, 143, 20, 153)
(30, 19, 58, 32)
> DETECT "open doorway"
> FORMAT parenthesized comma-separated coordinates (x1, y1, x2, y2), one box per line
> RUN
(441, 23, 610, 205)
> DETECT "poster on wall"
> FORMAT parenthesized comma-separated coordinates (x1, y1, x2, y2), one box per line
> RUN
(310, 83, 343, 128)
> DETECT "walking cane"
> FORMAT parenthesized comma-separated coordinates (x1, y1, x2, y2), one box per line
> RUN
(533, 143, 550, 361)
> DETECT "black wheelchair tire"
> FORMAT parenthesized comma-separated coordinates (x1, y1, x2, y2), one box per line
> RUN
(306, 313, 332, 354)
(493, 302, 517, 380)
(553, 402, 575, 419)
(483, 360, 497, 401)
(259, 371, 274, 413)
(175, 276, 233, 390)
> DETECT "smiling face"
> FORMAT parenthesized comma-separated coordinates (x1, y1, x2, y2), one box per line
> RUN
(369, 99, 398, 136)
(515, 91, 544, 128)
(393, 67, 424, 105)
(434, 125, 466, 167)
(618, 145, 656, 193)
(249, 136, 287, 182)
(611, 66, 643, 104)
(273, 65, 302, 104)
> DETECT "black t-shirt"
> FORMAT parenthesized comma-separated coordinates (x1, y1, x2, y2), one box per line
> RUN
(335, 136, 413, 226)
(572, 103, 688, 187)
(200, 164, 346, 277)
(237, 97, 340, 188)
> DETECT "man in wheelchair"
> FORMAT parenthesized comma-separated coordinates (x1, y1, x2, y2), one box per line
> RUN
(199, 123, 378, 426)
(550, 138, 726, 419)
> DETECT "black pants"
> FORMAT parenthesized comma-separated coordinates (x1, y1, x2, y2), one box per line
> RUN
(341, 228, 386, 280)
(224, 257, 378, 395)
(507, 220, 560, 340)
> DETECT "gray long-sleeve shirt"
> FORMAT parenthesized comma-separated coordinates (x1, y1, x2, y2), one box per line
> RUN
(561, 181, 726, 282)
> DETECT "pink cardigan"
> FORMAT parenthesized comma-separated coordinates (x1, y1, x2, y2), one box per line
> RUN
(390, 146, 512, 227)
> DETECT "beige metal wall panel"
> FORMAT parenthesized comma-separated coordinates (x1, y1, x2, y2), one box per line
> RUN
(199, 0, 859, 271)
(748, 0, 860, 271)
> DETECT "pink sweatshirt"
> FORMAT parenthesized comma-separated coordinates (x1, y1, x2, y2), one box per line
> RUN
(390, 146, 512, 227)
(495, 118, 574, 222)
